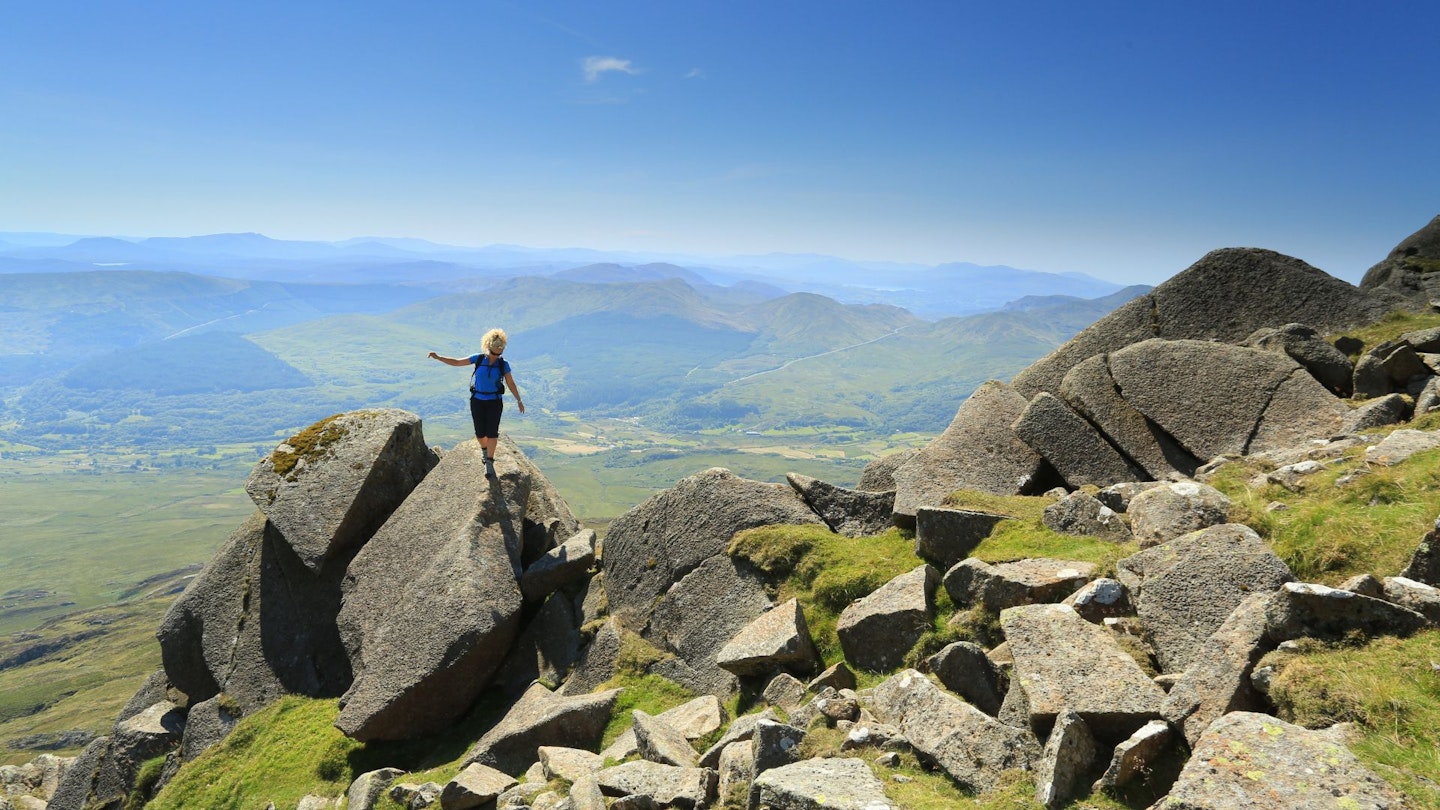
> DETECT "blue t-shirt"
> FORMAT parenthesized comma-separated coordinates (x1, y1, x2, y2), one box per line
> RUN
(467, 354, 510, 400)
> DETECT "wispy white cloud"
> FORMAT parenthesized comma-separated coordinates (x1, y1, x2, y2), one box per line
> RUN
(583, 56, 639, 83)
(684, 68, 706, 79)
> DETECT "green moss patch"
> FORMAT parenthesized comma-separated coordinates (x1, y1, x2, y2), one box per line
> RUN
(270, 414, 347, 478)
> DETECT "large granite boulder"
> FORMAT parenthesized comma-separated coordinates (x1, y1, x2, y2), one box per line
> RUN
(1106, 339, 1348, 461)
(594, 761, 716, 809)
(1265, 581, 1429, 642)
(1245, 322, 1355, 396)
(1163, 712, 1404, 808)
(869, 669, 1040, 792)
(244, 409, 438, 573)
(1015, 247, 1388, 398)
(1042, 491, 1133, 542)
(520, 529, 596, 603)
(751, 758, 891, 810)
(335, 437, 562, 740)
(836, 565, 938, 672)
(999, 604, 1165, 740)
(157, 510, 353, 714)
(463, 683, 621, 776)
(1360, 213, 1440, 309)
(47, 703, 184, 810)
(1117, 523, 1293, 672)
(922, 641, 1005, 716)
(1059, 355, 1201, 481)
(1012, 392, 1145, 488)
(891, 381, 1049, 524)
(602, 467, 820, 632)
(785, 473, 895, 537)
(856, 448, 918, 492)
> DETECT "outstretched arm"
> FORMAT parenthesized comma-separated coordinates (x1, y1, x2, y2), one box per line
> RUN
(504, 372, 525, 413)
(428, 351, 472, 367)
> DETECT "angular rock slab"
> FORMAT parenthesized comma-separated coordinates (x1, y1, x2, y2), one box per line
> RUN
(923, 641, 1005, 716)
(891, 380, 1047, 524)
(1108, 339, 1347, 461)
(716, 598, 820, 677)
(1246, 322, 1355, 397)
(1000, 604, 1165, 740)
(943, 557, 1095, 612)
(1034, 709, 1095, 809)
(1163, 712, 1403, 809)
(1092, 719, 1171, 791)
(1265, 581, 1428, 642)
(463, 683, 621, 776)
(1117, 523, 1293, 673)
(520, 529, 596, 602)
(1125, 480, 1230, 548)
(441, 763, 517, 810)
(644, 555, 773, 697)
(752, 758, 892, 810)
(603, 694, 729, 763)
(336, 438, 555, 740)
(1364, 428, 1440, 466)
(836, 565, 938, 672)
(913, 506, 1012, 572)
(158, 510, 353, 715)
(634, 710, 700, 768)
(594, 761, 716, 810)
(786, 473, 895, 537)
(1161, 592, 1273, 745)
(603, 467, 822, 632)
(245, 408, 438, 572)
(1059, 354, 1202, 481)
(1012, 392, 1144, 488)
(869, 670, 1040, 792)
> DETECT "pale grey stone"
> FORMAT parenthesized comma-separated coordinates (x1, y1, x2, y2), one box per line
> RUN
(1092, 719, 1171, 790)
(1364, 428, 1440, 466)
(521, 529, 596, 602)
(633, 711, 699, 768)
(752, 758, 892, 810)
(441, 763, 518, 810)
(1265, 581, 1428, 642)
(462, 683, 621, 776)
(1161, 592, 1274, 745)
(1034, 710, 1095, 809)
(1012, 392, 1145, 488)
(1125, 480, 1231, 548)
(1163, 712, 1404, 809)
(347, 768, 405, 810)
(943, 557, 1095, 611)
(537, 747, 604, 783)
(869, 670, 1040, 792)
(594, 761, 716, 810)
(1042, 491, 1133, 542)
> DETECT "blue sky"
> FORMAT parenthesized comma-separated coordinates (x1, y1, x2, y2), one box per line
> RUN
(2, 1, 1437, 284)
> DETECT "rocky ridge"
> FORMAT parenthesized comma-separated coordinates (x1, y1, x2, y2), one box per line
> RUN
(10, 217, 1440, 809)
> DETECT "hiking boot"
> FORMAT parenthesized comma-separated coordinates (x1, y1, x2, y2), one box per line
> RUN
(484, 457, 497, 479)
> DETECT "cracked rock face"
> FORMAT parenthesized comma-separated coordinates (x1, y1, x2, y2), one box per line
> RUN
(244, 409, 438, 574)
(157, 510, 354, 715)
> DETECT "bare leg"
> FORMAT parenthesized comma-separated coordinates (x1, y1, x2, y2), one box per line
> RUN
(480, 436, 497, 459)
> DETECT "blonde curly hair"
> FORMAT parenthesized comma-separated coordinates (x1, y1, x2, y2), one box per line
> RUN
(482, 328, 508, 354)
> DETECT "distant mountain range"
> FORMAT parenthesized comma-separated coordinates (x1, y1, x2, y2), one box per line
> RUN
(0, 260, 1150, 450)
(0, 231, 1124, 319)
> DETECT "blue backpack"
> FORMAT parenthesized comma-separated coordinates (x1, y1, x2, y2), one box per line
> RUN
(470, 355, 507, 398)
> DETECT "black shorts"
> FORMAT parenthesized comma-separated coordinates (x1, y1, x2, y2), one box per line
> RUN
(469, 397, 503, 439)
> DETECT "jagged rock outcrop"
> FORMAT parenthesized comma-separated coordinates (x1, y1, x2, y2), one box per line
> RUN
(1059, 355, 1202, 481)
(1014, 247, 1388, 398)
(1246, 322, 1355, 396)
(244, 409, 438, 573)
(1360, 213, 1440, 308)
(336, 436, 575, 740)
(715, 598, 820, 678)
(751, 758, 891, 810)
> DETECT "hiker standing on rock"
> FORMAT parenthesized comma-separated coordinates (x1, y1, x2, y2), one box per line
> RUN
(428, 327, 525, 479)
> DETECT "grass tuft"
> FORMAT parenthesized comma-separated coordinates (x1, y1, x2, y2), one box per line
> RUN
(270, 414, 346, 478)
(1262, 630, 1440, 808)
